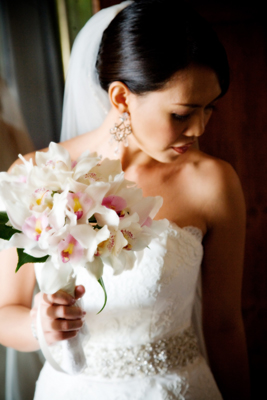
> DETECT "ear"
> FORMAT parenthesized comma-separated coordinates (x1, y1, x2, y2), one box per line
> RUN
(108, 81, 131, 113)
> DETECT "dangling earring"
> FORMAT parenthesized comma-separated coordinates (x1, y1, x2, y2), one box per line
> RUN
(109, 112, 132, 154)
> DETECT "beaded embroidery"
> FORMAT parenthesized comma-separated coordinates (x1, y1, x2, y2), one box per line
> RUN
(83, 326, 199, 379)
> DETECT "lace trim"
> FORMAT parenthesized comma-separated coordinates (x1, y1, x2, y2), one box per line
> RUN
(167, 221, 203, 243)
(183, 226, 203, 242)
(83, 326, 199, 379)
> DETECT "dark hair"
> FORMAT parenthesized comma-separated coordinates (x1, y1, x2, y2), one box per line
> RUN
(96, 0, 229, 96)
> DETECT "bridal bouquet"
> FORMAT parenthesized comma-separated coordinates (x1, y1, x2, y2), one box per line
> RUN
(0, 142, 166, 374)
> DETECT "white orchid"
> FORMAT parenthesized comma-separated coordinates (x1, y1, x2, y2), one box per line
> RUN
(0, 142, 168, 310)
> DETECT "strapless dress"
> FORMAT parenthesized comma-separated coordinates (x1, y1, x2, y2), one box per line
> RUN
(34, 221, 223, 400)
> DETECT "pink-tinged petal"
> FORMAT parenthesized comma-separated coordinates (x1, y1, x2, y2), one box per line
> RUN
(142, 216, 153, 227)
(67, 192, 93, 220)
(129, 196, 163, 226)
(58, 234, 84, 264)
(71, 160, 77, 169)
(30, 188, 53, 212)
(18, 176, 27, 183)
(22, 214, 49, 241)
(102, 196, 127, 212)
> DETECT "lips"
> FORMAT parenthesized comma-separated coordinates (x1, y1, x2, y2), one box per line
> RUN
(171, 142, 195, 154)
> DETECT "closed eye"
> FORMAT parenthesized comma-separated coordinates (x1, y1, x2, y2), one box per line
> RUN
(171, 113, 191, 122)
(205, 104, 217, 112)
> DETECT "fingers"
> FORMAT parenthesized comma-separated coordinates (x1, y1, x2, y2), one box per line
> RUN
(42, 290, 76, 306)
(45, 304, 85, 320)
(75, 285, 85, 300)
(42, 285, 86, 305)
(38, 287, 86, 346)
(52, 318, 84, 332)
(44, 330, 79, 343)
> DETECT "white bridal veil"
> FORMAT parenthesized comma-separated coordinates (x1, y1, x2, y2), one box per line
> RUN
(60, 1, 132, 141)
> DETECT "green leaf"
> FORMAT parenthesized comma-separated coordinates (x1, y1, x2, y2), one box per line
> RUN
(0, 211, 21, 241)
(97, 277, 107, 314)
(16, 248, 49, 272)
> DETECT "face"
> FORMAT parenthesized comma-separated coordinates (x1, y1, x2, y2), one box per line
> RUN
(127, 64, 222, 163)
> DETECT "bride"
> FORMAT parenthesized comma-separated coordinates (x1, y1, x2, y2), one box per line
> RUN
(0, 1, 250, 399)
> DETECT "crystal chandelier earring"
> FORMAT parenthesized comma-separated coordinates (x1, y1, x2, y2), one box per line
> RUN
(109, 112, 132, 154)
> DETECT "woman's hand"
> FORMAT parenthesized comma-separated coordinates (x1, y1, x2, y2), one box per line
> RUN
(30, 285, 86, 345)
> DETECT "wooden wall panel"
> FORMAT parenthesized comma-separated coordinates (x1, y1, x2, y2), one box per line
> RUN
(194, 5, 267, 398)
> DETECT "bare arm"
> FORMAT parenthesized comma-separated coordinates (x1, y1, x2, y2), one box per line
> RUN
(201, 161, 250, 399)
(0, 246, 86, 351)
(0, 247, 38, 351)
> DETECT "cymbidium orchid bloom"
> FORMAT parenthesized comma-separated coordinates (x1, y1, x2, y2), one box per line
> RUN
(58, 234, 84, 264)
(78, 158, 122, 185)
(102, 195, 128, 218)
(67, 192, 93, 220)
(22, 213, 49, 241)
(30, 188, 53, 212)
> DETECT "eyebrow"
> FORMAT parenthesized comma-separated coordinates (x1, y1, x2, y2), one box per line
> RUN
(172, 103, 201, 108)
(172, 95, 221, 108)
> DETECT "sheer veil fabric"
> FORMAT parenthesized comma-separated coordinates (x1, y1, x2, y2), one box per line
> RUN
(60, 1, 132, 141)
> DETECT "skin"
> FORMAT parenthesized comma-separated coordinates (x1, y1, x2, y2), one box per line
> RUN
(0, 64, 250, 399)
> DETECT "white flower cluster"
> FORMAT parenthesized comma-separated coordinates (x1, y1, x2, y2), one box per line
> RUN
(0, 142, 167, 294)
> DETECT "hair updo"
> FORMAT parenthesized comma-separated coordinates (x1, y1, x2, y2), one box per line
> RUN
(96, 0, 229, 96)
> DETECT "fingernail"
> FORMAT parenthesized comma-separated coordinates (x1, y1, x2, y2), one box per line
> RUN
(82, 311, 86, 315)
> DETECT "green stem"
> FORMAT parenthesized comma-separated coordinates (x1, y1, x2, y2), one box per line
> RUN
(97, 277, 107, 314)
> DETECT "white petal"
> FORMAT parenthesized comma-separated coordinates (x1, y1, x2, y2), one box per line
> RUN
(5, 202, 31, 231)
(35, 257, 73, 294)
(130, 196, 163, 225)
(49, 190, 69, 230)
(73, 156, 101, 180)
(9, 232, 36, 249)
(93, 205, 120, 228)
(84, 182, 110, 204)
(84, 257, 104, 280)
(71, 224, 97, 248)
(35, 142, 72, 169)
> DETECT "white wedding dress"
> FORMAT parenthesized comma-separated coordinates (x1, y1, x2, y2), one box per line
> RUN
(34, 221, 223, 400)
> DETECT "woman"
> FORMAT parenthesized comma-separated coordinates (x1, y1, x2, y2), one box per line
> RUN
(0, 1, 250, 399)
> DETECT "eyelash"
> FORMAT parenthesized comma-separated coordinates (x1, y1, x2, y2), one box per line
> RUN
(172, 105, 217, 122)
(172, 113, 190, 122)
(206, 105, 217, 112)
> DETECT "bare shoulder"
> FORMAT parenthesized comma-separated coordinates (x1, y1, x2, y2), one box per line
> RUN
(186, 149, 246, 228)
(194, 150, 243, 193)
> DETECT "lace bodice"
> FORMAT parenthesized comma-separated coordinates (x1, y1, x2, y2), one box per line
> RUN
(76, 221, 203, 348)
(36, 221, 223, 400)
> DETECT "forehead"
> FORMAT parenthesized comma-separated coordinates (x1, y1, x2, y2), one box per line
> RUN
(159, 65, 222, 105)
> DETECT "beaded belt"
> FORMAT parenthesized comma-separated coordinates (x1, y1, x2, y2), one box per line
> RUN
(83, 326, 200, 379)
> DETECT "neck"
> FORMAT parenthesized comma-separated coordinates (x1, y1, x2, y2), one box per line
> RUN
(92, 109, 156, 170)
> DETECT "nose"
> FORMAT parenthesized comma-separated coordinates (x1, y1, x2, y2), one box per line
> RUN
(183, 111, 206, 138)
